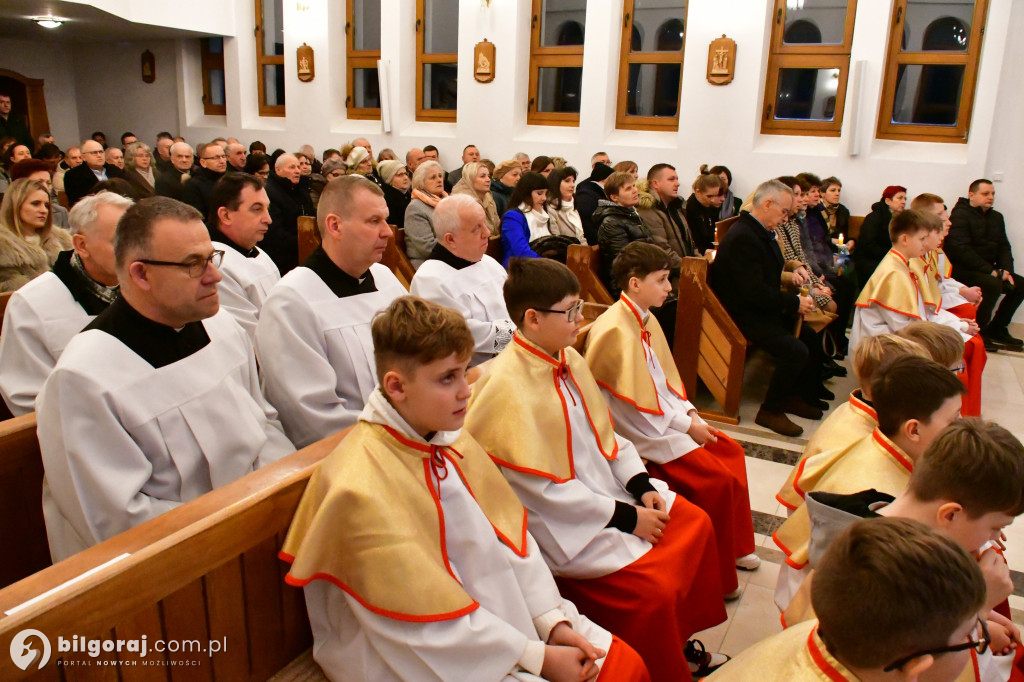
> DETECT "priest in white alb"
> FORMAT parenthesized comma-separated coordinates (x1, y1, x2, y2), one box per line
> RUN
(207, 172, 281, 341)
(410, 194, 515, 366)
(255, 176, 405, 448)
(0, 191, 131, 415)
(36, 197, 295, 561)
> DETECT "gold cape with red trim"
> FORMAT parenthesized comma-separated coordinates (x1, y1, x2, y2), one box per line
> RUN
(910, 251, 944, 309)
(855, 249, 923, 319)
(773, 429, 913, 569)
(776, 391, 878, 511)
(465, 333, 619, 482)
(584, 296, 686, 414)
(280, 421, 527, 622)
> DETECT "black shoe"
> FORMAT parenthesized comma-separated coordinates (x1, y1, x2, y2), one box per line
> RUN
(685, 639, 731, 677)
(988, 328, 1024, 348)
(981, 335, 1001, 353)
(781, 396, 824, 420)
(822, 358, 848, 378)
(755, 408, 804, 437)
(818, 385, 835, 401)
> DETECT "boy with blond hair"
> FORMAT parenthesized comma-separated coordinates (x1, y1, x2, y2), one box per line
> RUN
(467, 258, 728, 681)
(584, 242, 758, 598)
(281, 296, 649, 681)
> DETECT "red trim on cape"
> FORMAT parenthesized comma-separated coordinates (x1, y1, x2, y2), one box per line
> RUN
(620, 294, 688, 402)
(872, 429, 913, 473)
(849, 391, 877, 422)
(595, 379, 666, 416)
(854, 298, 923, 319)
(807, 626, 854, 682)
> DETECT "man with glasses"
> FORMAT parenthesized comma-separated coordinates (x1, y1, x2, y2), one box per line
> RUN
(63, 139, 125, 206)
(183, 142, 227, 218)
(36, 197, 294, 561)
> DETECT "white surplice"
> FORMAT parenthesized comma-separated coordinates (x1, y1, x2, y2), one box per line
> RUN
(37, 310, 294, 561)
(212, 242, 281, 342)
(306, 390, 614, 682)
(937, 251, 971, 310)
(0, 272, 93, 416)
(502, 376, 674, 579)
(850, 283, 969, 351)
(409, 254, 515, 365)
(254, 263, 405, 448)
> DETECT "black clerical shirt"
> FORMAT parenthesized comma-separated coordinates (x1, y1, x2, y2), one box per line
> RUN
(86, 296, 211, 369)
(426, 243, 475, 271)
(208, 225, 259, 258)
(301, 246, 378, 298)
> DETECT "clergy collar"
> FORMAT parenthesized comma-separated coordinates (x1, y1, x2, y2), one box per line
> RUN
(85, 295, 211, 369)
(209, 224, 259, 258)
(51, 249, 118, 316)
(302, 246, 377, 298)
(427, 242, 476, 270)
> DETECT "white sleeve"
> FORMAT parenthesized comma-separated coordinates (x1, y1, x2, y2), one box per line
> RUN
(864, 305, 914, 336)
(216, 270, 261, 343)
(0, 295, 56, 415)
(255, 286, 358, 448)
(411, 275, 515, 356)
(929, 307, 971, 339)
(232, 319, 294, 464)
(608, 435, 650, 489)
(37, 367, 180, 547)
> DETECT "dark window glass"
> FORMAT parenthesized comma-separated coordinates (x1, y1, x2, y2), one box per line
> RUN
(626, 63, 681, 117)
(352, 0, 381, 51)
(263, 64, 285, 106)
(536, 66, 582, 113)
(423, 0, 459, 54)
(782, 0, 847, 45)
(423, 63, 458, 110)
(891, 63, 965, 126)
(904, 1, 973, 52)
(353, 67, 380, 109)
(774, 67, 840, 121)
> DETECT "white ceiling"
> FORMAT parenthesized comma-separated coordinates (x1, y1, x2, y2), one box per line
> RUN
(0, 0, 215, 43)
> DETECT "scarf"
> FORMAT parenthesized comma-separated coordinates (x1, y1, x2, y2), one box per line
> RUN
(519, 203, 552, 242)
(411, 188, 446, 208)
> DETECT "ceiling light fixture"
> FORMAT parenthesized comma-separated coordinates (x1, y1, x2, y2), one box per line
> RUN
(33, 16, 64, 28)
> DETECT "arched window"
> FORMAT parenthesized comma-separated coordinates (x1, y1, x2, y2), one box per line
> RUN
(617, 1, 687, 131)
(416, 0, 459, 122)
(346, 0, 382, 120)
(254, 0, 285, 116)
(527, 0, 585, 126)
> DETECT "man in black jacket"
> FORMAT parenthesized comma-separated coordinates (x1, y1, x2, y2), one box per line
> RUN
(63, 140, 126, 206)
(263, 153, 315, 275)
(155, 142, 196, 201)
(710, 179, 822, 437)
(576, 162, 614, 245)
(945, 179, 1024, 350)
(182, 142, 227, 219)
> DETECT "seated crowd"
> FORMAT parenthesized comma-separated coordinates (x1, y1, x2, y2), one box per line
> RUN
(0, 127, 1023, 682)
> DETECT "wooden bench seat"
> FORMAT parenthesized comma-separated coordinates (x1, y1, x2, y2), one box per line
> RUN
(0, 414, 48, 589)
(296, 215, 321, 264)
(0, 428, 348, 680)
(383, 227, 416, 290)
(566, 244, 614, 305)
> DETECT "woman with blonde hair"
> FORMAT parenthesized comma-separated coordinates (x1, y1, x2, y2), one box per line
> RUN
(123, 141, 156, 197)
(0, 178, 72, 292)
(451, 161, 500, 235)
(490, 160, 522, 217)
(404, 160, 448, 268)
(685, 172, 723, 253)
(614, 160, 639, 180)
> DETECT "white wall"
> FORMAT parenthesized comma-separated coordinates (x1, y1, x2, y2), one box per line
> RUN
(0, 38, 81, 147)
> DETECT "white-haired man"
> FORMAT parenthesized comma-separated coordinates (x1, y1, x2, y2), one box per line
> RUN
(155, 141, 195, 201)
(0, 191, 130, 415)
(410, 194, 514, 366)
(263, 152, 315, 274)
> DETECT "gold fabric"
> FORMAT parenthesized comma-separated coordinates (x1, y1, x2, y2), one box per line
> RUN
(773, 430, 913, 569)
(706, 619, 861, 681)
(855, 249, 923, 319)
(583, 296, 686, 414)
(281, 422, 527, 621)
(777, 391, 878, 511)
(910, 253, 943, 310)
(466, 332, 619, 482)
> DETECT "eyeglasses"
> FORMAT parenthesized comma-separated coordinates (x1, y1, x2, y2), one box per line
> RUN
(137, 250, 224, 278)
(202, 154, 227, 161)
(531, 300, 585, 323)
(883, 618, 989, 673)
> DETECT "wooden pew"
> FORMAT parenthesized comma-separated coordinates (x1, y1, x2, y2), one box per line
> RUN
(296, 215, 321, 264)
(486, 235, 503, 264)
(566, 245, 614, 305)
(715, 216, 740, 245)
(572, 301, 609, 353)
(673, 257, 747, 424)
(0, 291, 11, 334)
(56, 191, 69, 210)
(0, 414, 49, 589)
(383, 227, 416, 290)
(847, 215, 864, 242)
(0, 429, 349, 681)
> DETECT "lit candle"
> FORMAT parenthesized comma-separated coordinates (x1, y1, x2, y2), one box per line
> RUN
(838, 233, 844, 246)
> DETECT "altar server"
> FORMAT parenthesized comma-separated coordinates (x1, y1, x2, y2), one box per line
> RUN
(410, 194, 515, 365)
(0, 191, 130, 415)
(255, 175, 405, 447)
(466, 257, 728, 681)
(37, 197, 294, 561)
(207, 173, 281, 341)
(282, 296, 650, 682)
(584, 242, 758, 597)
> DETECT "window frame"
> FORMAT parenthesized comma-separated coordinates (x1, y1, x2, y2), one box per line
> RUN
(347, 0, 381, 121)
(760, 0, 857, 137)
(875, 0, 989, 143)
(254, 0, 285, 118)
(527, 0, 584, 127)
(200, 38, 227, 117)
(615, 0, 688, 131)
(415, 0, 458, 122)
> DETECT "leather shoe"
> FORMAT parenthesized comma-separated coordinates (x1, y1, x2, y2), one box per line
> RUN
(822, 358, 848, 378)
(755, 408, 804, 437)
(818, 385, 835, 401)
(780, 396, 824, 420)
(981, 335, 1000, 353)
(988, 328, 1024, 348)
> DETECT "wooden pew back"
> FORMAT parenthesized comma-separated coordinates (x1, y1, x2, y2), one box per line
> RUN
(0, 414, 49, 589)
(0, 429, 348, 681)
(383, 227, 416, 290)
(715, 216, 740, 245)
(847, 215, 864, 242)
(566, 245, 614, 305)
(0, 291, 12, 333)
(486, 235, 503, 264)
(572, 302, 609, 352)
(296, 215, 321, 264)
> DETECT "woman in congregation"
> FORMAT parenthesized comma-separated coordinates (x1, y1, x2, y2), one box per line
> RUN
(499, 171, 551, 266)
(530, 155, 555, 177)
(376, 159, 411, 230)
(10, 159, 70, 230)
(345, 146, 374, 178)
(0, 178, 72, 292)
(614, 160, 639, 180)
(686, 171, 724, 254)
(490, 160, 521, 217)
(821, 176, 851, 245)
(122, 141, 156, 198)
(853, 184, 906, 281)
(451, 161, 500, 235)
(404, 160, 448, 269)
(244, 153, 271, 180)
(546, 166, 586, 244)
(707, 164, 741, 220)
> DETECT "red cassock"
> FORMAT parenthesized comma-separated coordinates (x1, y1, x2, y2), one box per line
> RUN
(556, 497, 727, 682)
(600, 636, 653, 682)
(946, 303, 985, 417)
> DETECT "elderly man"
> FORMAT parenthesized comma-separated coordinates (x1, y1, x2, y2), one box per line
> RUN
(53, 146, 82, 193)
(183, 142, 227, 217)
(262, 152, 314, 275)
(37, 197, 293, 561)
(405, 147, 425, 175)
(64, 139, 125, 206)
(225, 142, 247, 173)
(946, 179, 1024, 351)
(208, 173, 281, 340)
(637, 163, 698, 260)
(410, 194, 514, 366)
(0, 191, 129, 415)
(514, 151, 530, 173)
(155, 141, 195, 201)
(155, 135, 174, 174)
(710, 179, 821, 437)
(447, 144, 480, 186)
(104, 147, 124, 170)
(255, 176, 404, 448)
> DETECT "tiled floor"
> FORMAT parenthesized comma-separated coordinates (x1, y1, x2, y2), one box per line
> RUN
(690, 327, 1024, 658)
